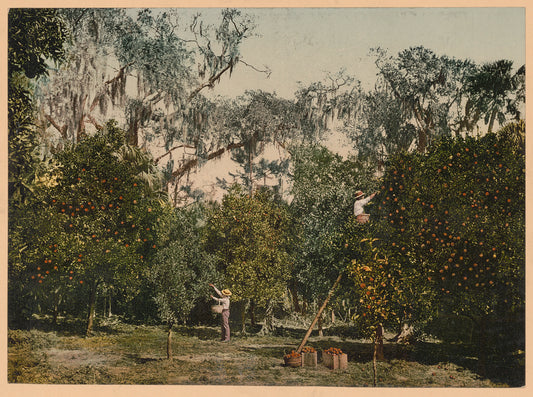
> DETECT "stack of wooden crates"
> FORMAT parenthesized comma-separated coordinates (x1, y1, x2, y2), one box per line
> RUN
(322, 352, 348, 370)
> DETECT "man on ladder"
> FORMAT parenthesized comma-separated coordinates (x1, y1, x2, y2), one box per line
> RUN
(353, 190, 377, 223)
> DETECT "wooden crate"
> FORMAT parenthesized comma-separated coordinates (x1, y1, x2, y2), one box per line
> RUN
(338, 353, 348, 369)
(301, 351, 317, 367)
(322, 353, 348, 370)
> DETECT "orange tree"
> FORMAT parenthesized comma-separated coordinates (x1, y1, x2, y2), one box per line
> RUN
(203, 184, 291, 334)
(369, 121, 525, 370)
(25, 121, 167, 335)
(150, 203, 219, 358)
(346, 236, 406, 386)
(288, 144, 378, 327)
(367, 150, 436, 335)
(8, 8, 68, 327)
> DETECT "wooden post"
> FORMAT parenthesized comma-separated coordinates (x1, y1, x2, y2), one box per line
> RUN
(296, 273, 343, 354)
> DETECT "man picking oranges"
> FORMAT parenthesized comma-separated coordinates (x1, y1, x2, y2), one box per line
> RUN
(210, 283, 232, 342)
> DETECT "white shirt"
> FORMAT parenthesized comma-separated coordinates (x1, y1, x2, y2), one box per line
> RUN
(354, 195, 373, 216)
(212, 286, 230, 310)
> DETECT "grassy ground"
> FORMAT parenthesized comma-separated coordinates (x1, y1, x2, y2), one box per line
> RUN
(7, 316, 523, 387)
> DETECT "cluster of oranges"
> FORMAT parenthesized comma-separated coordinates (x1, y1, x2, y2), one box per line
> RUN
(302, 346, 316, 353)
(324, 347, 343, 355)
(284, 350, 301, 359)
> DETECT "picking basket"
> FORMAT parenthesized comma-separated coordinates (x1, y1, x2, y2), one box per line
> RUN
(211, 301, 223, 313)
(284, 356, 301, 367)
(357, 213, 370, 224)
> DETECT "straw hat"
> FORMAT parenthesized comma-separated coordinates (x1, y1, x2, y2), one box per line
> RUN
(221, 289, 232, 296)
(355, 190, 365, 199)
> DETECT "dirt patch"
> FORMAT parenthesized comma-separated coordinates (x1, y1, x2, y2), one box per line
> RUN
(45, 348, 119, 368)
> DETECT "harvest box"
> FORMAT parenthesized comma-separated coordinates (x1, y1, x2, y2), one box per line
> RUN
(301, 351, 318, 367)
(284, 355, 301, 367)
(322, 352, 348, 370)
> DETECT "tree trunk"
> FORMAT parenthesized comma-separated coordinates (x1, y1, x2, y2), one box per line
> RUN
(390, 322, 414, 344)
(331, 310, 335, 324)
(248, 141, 254, 195)
(296, 273, 343, 353)
(373, 330, 378, 387)
(417, 128, 428, 153)
(318, 313, 324, 337)
(249, 299, 256, 327)
(259, 301, 275, 335)
(86, 282, 98, 336)
(76, 94, 88, 143)
(376, 324, 384, 360)
(241, 300, 249, 334)
(107, 294, 112, 317)
(288, 283, 301, 313)
(488, 108, 497, 133)
(52, 303, 59, 326)
(477, 316, 487, 377)
(166, 323, 173, 359)
(129, 117, 139, 146)
(52, 292, 61, 326)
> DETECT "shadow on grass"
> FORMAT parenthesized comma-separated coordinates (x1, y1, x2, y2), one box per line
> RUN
(19, 316, 88, 336)
(174, 325, 220, 340)
(12, 315, 127, 337)
(123, 353, 162, 364)
(11, 317, 524, 387)
(273, 324, 359, 340)
(247, 325, 524, 387)
(410, 341, 524, 387)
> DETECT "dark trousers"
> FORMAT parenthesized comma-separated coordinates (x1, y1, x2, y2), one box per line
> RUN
(221, 309, 230, 341)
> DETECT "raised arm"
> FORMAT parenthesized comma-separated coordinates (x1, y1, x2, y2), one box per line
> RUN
(210, 283, 223, 298)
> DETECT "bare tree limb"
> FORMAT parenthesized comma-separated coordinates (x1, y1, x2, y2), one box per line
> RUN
(170, 142, 245, 180)
(154, 144, 197, 164)
(44, 114, 68, 140)
(77, 94, 88, 142)
(85, 114, 103, 130)
(228, 13, 243, 36)
(239, 60, 271, 77)
(188, 61, 234, 101)
(105, 61, 135, 85)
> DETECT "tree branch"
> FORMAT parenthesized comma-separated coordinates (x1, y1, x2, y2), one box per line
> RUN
(154, 144, 197, 164)
(85, 114, 103, 130)
(239, 60, 271, 77)
(228, 13, 247, 37)
(188, 60, 233, 101)
(171, 142, 245, 180)
(44, 114, 68, 140)
(105, 61, 135, 85)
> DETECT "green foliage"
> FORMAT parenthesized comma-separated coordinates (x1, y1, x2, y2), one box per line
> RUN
(346, 86, 417, 168)
(465, 61, 525, 132)
(370, 121, 525, 322)
(38, 8, 260, 148)
(371, 46, 525, 152)
(8, 8, 68, 326)
(289, 144, 379, 301)
(8, 8, 67, 78)
(8, 74, 40, 208)
(204, 185, 291, 306)
(17, 121, 167, 321)
(222, 90, 300, 194)
(150, 204, 219, 326)
(346, 238, 404, 338)
(8, 8, 67, 205)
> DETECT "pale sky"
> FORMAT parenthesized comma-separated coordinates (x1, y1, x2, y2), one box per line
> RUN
(180, 7, 525, 197)
(190, 7, 526, 99)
